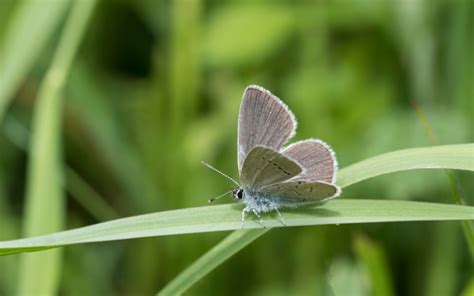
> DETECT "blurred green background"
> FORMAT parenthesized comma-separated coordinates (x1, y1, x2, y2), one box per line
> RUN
(0, 0, 473, 295)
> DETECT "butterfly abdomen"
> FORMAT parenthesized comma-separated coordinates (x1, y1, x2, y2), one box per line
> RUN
(243, 190, 319, 213)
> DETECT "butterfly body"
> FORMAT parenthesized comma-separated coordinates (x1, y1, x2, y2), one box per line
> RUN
(233, 187, 284, 226)
(242, 191, 279, 213)
(242, 190, 317, 219)
(235, 181, 329, 213)
(243, 189, 324, 210)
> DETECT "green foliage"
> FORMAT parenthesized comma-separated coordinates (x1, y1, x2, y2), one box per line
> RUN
(354, 235, 394, 296)
(0, 0, 472, 295)
(1, 144, 472, 295)
(203, 4, 296, 67)
(328, 258, 368, 296)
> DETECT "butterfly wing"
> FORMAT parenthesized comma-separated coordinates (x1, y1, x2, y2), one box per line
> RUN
(282, 139, 337, 183)
(240, 146, 302, 191)
(238, 85, 297, 173)
(260, 180, 340, 206)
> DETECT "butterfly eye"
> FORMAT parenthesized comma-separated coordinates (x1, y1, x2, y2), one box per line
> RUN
(233, 189, 244, 199)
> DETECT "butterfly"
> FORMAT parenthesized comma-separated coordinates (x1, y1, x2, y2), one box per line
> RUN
(204, 85, 341, 227)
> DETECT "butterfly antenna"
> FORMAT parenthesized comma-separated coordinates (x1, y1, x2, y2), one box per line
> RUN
(201, 161, 240, 187)
(208, 189, 233, 203)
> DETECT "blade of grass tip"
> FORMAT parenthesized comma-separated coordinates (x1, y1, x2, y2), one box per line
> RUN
(157, 143, 474, 294)
(157, 229, 268, 296)
(0, 0, 71, 123)
(2, 115, 119, 222)
(16, 0, 96, 295)
(411, 101, 474, 258)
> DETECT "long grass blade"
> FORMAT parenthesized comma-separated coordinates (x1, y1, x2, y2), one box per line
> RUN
(0, 200, 472, 256)
(16, 0, 96, 294)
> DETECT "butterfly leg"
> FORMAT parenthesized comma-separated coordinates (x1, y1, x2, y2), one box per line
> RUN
(252, 209, 266, 228)
(241, 207, 250, 229)
(274, 207, 287, 226)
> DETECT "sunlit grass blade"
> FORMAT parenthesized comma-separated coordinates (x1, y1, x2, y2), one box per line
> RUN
(16, 0, 96, 294)
(0, 199, 473, 256)
(0, 0, 71, 122)
(337, 144, 474, 188)
(157, 229, 268, 296)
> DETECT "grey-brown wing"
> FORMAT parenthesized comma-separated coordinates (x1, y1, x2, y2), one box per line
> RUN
(240, 146, 302, 190)
(282, 139, 337, 183)
(260, 181, 341, 205)
(238, 85, 297, 173)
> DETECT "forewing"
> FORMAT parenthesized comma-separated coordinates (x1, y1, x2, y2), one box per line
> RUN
(238, 85, 297, 172)
(240, 146, 302, 190)
(260, 181, 340, 204)
(283, 139, 337, 183)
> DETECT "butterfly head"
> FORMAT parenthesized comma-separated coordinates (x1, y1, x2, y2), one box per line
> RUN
(232, 188, 245, 200)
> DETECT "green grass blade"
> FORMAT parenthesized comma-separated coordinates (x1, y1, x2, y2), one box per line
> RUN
(337, 144, 474, 188)
(0, 0, 71, 122)
(0, 200, 473, 256)
(158, 143, 474, 294)
(157, 229, 268, 296)
(16, 0, 96, 294)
